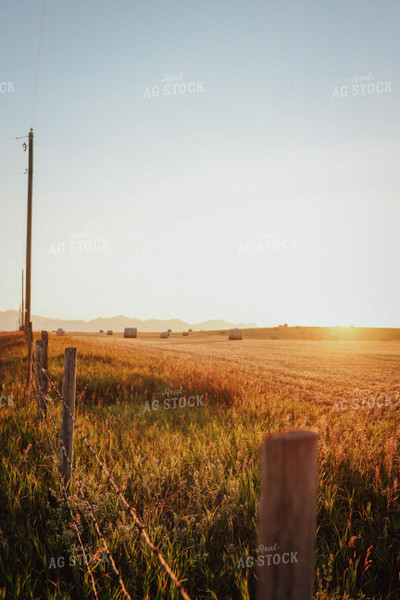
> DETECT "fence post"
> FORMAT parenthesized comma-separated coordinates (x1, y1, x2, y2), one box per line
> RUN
(35, 339, 43, 414)
(256, 430, 318, 600)
(59, 347, 77, 492)
(25, 321, 33, 393)
(40, 331, 48, 410)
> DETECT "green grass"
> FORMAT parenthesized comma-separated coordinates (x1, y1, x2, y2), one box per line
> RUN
(0, 332, 399, 599)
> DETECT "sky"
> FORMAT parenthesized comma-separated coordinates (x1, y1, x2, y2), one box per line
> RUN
(1, 0, 399, 327)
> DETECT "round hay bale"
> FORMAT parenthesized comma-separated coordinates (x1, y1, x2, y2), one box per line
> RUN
(161, 331, 169, 338)
(124, 327, 137, 338)
(56, 328, 65, 336)
(107, 330, 113, 335)
(229, 328, 242, 340)
(183, 331, 189, 336)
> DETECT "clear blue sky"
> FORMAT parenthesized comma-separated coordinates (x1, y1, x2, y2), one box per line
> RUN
(1, 0, 399, 326)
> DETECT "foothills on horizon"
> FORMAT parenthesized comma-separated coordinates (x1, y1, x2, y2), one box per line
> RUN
(1, 309, 399, 340)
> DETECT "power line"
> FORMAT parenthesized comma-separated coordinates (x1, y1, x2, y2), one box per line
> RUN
(31, 0, 47, 127)
(0, 137, 30, 177)
(0, 172, 26, 178)
(0, 136, 28, 141)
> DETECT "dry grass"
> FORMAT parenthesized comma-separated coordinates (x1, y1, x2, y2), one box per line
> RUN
(0, 331, 399, 599)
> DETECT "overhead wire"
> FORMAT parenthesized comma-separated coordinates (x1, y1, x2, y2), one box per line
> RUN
(31, 0, 47, 128)
(0, 172, 26, 178)
(1, 1, 46, 179)
(0, 136, 28, 141)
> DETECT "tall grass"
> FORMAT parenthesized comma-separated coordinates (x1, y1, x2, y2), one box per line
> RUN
(0, 332, 399, 599)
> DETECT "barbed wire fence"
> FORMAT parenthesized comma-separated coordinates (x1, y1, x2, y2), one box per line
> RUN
(31, 372, 100, 599)
(23, 328, 319, 600)
(30, 331, 193, 600)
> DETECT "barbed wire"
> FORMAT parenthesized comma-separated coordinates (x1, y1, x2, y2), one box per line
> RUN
(33, 353, 193, 600)
(34, 364, 133, 600)
(31, 368, 99, 600)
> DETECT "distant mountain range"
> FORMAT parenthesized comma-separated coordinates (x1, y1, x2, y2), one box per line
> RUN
(0, 310, 257, 333)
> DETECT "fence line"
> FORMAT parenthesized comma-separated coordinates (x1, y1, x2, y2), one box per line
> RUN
(30, 330, 318, 600)
(32, 360, 132, 600)
(33, 335, 193, 600)
(31, 372, 100, 600)
(59, 347, 76, 491)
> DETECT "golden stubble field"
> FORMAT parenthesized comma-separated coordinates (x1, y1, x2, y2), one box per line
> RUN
(70, 332, 400, 409)
(1, 331, 400, 599)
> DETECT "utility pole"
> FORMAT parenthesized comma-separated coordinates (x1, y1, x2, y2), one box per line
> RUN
(25, 129, 33, 327)
(25, 128, 33, 389)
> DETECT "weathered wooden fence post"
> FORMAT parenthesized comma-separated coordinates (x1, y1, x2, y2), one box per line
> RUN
(59, 347, 77, 492)
(40, 330, 48, 399)
(35, 339, 43, 414)
(256, 430, 318, 600)
(25, 321, 33, 393)
(35, 330, 48, 415)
